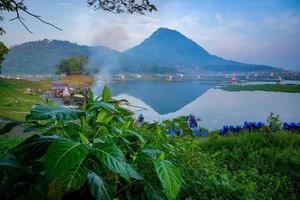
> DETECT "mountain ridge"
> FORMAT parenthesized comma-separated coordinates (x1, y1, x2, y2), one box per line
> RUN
(2, 28, 281, 74)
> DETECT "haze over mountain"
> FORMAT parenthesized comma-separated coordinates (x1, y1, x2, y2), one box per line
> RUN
(2, 39, 119, 74)
(2, 28, 280, 74)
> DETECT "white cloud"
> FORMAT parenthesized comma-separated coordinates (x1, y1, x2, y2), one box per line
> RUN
(137, 16, 160, 25)
(59, 2, 72, 7)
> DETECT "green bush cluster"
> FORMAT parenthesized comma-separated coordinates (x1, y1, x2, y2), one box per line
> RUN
(0, 88, 182, 200)
(138, 121, 300, 200)
(1, 89, 299, 199)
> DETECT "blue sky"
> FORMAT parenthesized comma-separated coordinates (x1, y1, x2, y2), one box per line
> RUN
(1, 0, 300, 69)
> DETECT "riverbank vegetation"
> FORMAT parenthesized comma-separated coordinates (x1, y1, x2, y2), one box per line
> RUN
(56, 56, 88, 75)
(0, 78, 50, 121)
(0, 87, 299, 200)
(221, 84, 300, 93)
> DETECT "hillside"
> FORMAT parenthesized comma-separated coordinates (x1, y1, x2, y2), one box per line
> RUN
(121, 28, 279, 73)
(2, 39, 119, 74)
(2, 28, 280, 74)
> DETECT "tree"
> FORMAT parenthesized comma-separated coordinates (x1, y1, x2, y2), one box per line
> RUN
(0, 41, 9, 73)
(0, 0, 156, 33)
(56, 56, 88, 75)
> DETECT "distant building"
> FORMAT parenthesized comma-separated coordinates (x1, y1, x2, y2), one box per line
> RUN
(167, 75, 173, 81)
(51, 82, 68, 97)
(230, 74, 238, 84)
(277, 76, 284, 84)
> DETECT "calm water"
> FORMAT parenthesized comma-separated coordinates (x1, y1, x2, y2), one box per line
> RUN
(93, 80, 300, 130)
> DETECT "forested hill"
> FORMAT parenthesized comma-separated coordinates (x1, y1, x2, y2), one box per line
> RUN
(2, 28, 281, 74)
(2, 39, 119, 74)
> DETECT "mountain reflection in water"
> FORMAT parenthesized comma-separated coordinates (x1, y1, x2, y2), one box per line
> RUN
(92, 80, 300, 130)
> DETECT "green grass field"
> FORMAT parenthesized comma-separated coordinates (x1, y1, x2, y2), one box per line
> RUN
(221, 84, 300, 93)
(0, 78, 50, 121)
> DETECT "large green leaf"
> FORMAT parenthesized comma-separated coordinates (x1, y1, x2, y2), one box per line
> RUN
(124, 130, 145, 144)
(143, 149, 164, 160)
(44, 140, 88, 180)
(96, 110, 113, 124)
(87, 172, 111, 200)
(102, 86, 111, 102)
(0, 121, 22, 135)
(89, 102, 118, 113)
(143, 181, 165, 200)
(154, 160, 182, 200)
(126, 163, 144, 180)
(0, 159, 32, 174)
(9, 134, 59, 163)
(62, 164, 88, 192)
(91, 143, 129, 180)
(26, 104, 83, 121)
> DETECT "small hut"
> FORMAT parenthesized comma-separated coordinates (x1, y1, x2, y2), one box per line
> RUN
(51, 82, 68, 97)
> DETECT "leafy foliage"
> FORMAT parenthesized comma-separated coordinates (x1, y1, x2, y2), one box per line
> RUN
(26, 104, 84, 121)
(0, 121, 21, 135)
(137, 120, 300, 200)
(87, 0, 157, 14)
(87, 172, 111, 200)
(154, 160, 182, 200)
(267, 112, 283, 132)
(56, 55, 87, 75)
(0, 87, 182, 200)
(0, 41, 9, 73)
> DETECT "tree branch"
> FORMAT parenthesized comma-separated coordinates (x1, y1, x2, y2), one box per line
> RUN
(7, 0, 62, 33)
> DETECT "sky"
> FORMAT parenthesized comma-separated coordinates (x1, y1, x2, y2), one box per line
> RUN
(1, 0, 300, 69)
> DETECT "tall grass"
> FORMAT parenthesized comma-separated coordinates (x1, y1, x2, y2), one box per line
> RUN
(138, 122, 300, 200)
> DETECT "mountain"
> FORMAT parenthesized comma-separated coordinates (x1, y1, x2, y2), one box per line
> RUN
(2, 28, 280, 74)
(121, 28, 279, 73)
(2, 39, 119, 74)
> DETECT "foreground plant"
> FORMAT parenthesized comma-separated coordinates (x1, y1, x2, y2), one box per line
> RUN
(0, 87, 182, 200)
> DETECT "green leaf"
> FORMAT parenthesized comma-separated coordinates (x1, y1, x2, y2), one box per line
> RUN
(87, 90, 94, 101)
(89, 101, 119, 113)
(0, 121, 22, 135)
(91, 143, 129, 180)
(158, 153, 165, 161)
(126, 163, 144, 180)
(87, 172, 111, 200)
(102, 86, 111, 102)
(62, 164, 88, 192)
(80, 133, 89, 144)
(97, 110, 113, 124)
(44, 140, 88, 180)
(0, 159, 32, 174)
(26, 104, 83, 121)
(121, 120, 131, 130)
(124, 130, 145, 144)
(48, 164, 88, 197)
(9, 134, 59, 163)
(143, 181, 165, 200)
(154, 160, 182, 200)
(142, 149, 164, 160)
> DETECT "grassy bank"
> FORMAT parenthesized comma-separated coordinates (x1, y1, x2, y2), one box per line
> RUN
(0, 75, 93, 121)
(138, 123, 300, 200)
(221, 84, 300, 93)
(0, 78, 50, 121)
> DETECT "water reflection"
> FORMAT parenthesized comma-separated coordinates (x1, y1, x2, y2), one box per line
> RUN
(93, 80, 214, 114)
(93, 81, 300, 130)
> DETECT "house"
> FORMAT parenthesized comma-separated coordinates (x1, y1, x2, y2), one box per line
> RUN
(230, 74, 238, 84)
(51, 82, 68, 97)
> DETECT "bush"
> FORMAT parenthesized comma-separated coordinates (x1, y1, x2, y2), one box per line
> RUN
(137, 123, 300, 200)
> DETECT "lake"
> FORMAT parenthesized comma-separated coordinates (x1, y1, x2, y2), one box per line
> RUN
(92, 80, 300, 130)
